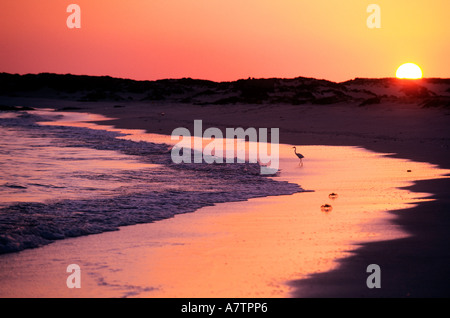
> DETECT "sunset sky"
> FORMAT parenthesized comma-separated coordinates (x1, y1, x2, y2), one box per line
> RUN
(1, 1, 449, 82)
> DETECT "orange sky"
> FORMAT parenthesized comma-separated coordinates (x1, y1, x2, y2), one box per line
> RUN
(0, 1, 449, 82)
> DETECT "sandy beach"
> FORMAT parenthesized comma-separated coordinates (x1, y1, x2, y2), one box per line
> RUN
(1, 75, 450, 298)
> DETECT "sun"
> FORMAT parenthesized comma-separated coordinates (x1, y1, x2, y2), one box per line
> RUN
(396, 63, 423, 79)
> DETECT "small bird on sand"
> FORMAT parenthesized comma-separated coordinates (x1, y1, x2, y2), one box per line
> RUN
(329, 192, 338, 200)
(292, 146, 304, 166)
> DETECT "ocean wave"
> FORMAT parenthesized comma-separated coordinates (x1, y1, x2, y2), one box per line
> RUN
(0, 111, 303, 254)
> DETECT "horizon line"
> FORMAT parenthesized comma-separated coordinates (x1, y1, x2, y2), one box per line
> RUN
(2, 71, 449, 84)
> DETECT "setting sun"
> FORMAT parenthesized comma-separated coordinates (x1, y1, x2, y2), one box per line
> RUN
(396, 63, 423, 79)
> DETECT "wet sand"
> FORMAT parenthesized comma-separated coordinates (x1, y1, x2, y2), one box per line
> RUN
(292, 177, 450, 297)
(0, 108, 449, 297)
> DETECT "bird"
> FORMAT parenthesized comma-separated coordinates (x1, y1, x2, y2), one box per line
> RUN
(328, 192, 338, 200)
(292, 146, 304, 166)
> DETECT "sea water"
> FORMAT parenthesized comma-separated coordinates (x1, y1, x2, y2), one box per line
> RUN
(0, 109, 301, 254)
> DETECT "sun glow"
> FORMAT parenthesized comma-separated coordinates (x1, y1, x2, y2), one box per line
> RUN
(396, 63, 423, 79)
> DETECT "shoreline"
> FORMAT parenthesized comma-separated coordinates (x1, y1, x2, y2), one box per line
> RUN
(1, 95, 450, 297)
(1, 132, 444, 297)
(0, 102, 448, 297)
(54, 99, 450, 297)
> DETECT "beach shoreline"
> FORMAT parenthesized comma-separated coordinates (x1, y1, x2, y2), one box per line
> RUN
(1, 90, 450, 297)
(0, 121, 444, 297)
(291, 176, 450, 297)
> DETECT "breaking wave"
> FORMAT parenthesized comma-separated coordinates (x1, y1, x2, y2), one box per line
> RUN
(0, 110, 303, 254)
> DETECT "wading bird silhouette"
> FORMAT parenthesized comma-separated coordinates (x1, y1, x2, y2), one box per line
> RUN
(292, 146, 304, 166)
